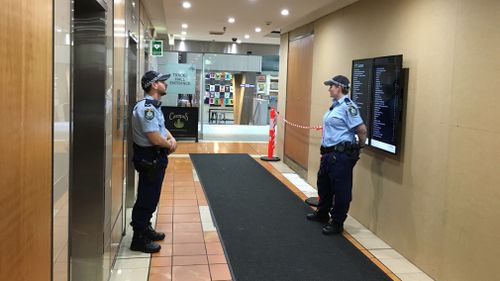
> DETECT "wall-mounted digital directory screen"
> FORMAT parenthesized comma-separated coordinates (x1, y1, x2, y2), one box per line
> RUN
(351, 55, 404, 155)
(370, 55, 403, 154)
(351, 58, 373, 146)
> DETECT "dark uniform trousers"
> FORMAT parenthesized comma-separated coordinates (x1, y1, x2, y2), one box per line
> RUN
(131, 144, 168, 231)
(317, 150, 359, 224)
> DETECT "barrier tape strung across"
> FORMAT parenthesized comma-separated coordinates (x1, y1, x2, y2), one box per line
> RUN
(276, 112, 323, 131)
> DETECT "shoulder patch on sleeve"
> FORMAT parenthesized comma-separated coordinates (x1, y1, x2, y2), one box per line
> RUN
(348, 105, 359, 117)
(145, 108, 155, 120)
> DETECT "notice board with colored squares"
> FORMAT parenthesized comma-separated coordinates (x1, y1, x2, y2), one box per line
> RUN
(204, 72, 234, 107)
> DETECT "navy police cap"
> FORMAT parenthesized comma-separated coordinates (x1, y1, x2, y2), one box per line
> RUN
(324, 75, 350, 90)
(141, 70, 171, 91)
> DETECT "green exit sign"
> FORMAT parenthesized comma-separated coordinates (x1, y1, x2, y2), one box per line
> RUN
(151, 40, 163, 57)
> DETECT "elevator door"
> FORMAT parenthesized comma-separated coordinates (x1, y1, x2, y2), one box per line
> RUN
(70, 1, 111, 280)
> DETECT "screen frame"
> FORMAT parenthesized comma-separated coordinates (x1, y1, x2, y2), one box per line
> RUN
(350, 58, 374, 147)
(368, 54, 404, 155)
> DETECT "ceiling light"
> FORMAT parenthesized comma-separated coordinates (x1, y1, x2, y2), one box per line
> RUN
(131, 2, 136, 7)
(244, 34, 250, 39)
(281, 9, 289, 16)
(255, 27, 261, 33)
(237, 40, 242, 44)
(182, 1, 191, 9)
(181, 31, 187, 35)
(181, 37, 186, 41)
(228, 17, 235, 23)
(181, 23, 188, 29)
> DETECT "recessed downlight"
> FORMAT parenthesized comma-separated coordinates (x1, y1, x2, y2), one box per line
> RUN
(228, 17, 235, 23)
(255, 27, 261, 33)
(244, 34, 250, 39)
(237, 39, 242, 44)
(281, 9, 289, 16)
(182, 1, 191, 9)
(181, 23, 188, 29)
(181, 31, 187, 35)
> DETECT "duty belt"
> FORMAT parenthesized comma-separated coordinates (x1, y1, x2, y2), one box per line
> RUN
(133, 143, 167, 154)
(320, 142, 358, 154)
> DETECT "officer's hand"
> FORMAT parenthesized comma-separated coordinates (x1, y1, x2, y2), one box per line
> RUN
(169, 138, 177, 154)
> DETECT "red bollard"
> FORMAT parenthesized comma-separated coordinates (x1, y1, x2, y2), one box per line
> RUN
(261, 107, 280, 162)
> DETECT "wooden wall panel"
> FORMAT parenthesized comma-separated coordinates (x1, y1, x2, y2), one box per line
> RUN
(0, 0, 53, 281)
(284, 35, 314, 169)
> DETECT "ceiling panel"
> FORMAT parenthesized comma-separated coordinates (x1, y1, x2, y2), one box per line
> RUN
(143, 0, 358, 44)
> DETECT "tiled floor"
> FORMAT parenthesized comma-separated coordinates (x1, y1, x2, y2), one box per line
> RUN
(110, 142, 434, 281)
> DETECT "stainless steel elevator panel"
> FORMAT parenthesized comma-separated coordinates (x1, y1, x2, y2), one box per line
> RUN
(70, 1, 111, 280)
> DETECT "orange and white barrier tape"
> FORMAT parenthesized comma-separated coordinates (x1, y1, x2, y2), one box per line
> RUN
(276, 112, 323, 131)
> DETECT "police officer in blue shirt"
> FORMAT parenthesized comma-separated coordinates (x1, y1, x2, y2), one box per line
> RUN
(130, 70, 177, 253)
(306, 75, 367, 235)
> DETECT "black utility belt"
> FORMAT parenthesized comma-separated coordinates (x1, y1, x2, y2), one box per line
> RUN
(320, 142, 359, 154)
(133, 143, 167, 154)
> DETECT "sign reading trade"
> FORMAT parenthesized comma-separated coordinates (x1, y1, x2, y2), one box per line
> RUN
(164, 64, 196, 95)
(151, 40, 163, 57)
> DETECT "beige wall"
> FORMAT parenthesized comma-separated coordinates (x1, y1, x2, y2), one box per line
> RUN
(279, 0, 500, 280)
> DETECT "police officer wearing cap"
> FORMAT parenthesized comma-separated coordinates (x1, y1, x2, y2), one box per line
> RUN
(306, 75, 367, 235)
(130, 70, 177, 253)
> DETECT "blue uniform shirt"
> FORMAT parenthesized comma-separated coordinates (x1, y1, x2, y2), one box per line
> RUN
(132, 95, 168, 146)
(322, 95, 364, 147)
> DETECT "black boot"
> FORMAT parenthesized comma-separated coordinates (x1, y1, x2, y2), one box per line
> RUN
(130, 229, 161, 253)
(322, 220, 344, 235)
(146, 223, 165, 241)
(306, 210, 329, 223)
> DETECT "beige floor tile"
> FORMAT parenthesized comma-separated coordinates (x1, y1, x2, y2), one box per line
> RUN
(173, 193, 198, 200)
(380, 258, 422, 274)
(207, 254, 227, 264)
(173, 232, 205, 244)
(114, 258, 150, 269)
(203, 232, 221, 243)
(173, 222, 203, 233)
(173, 243, 207, 256)
(150, 256, 172, 267)
(206, 243, 224, 255)
(209, 263, 232, 281)
(157, 206, 174, 215)
(149, 267, 172, 281)
(155, 223, 173, 233)
(172, 255, 208, 266)
(157, 215, 173, 224)
(173, 205, 199, 214)
(397, 272, 434, 281)
(371, 249, 405, 260)
(110, 268, 149, 281)
(172, 265, 211, 281)
(152, 244, 173, 257)
(174, 200, 199, 207)
(156, 235, 173, 245)
(173, 213, 201, 223)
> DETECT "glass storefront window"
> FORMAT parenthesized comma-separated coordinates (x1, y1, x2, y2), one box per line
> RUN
(158, 51, 275, 141)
